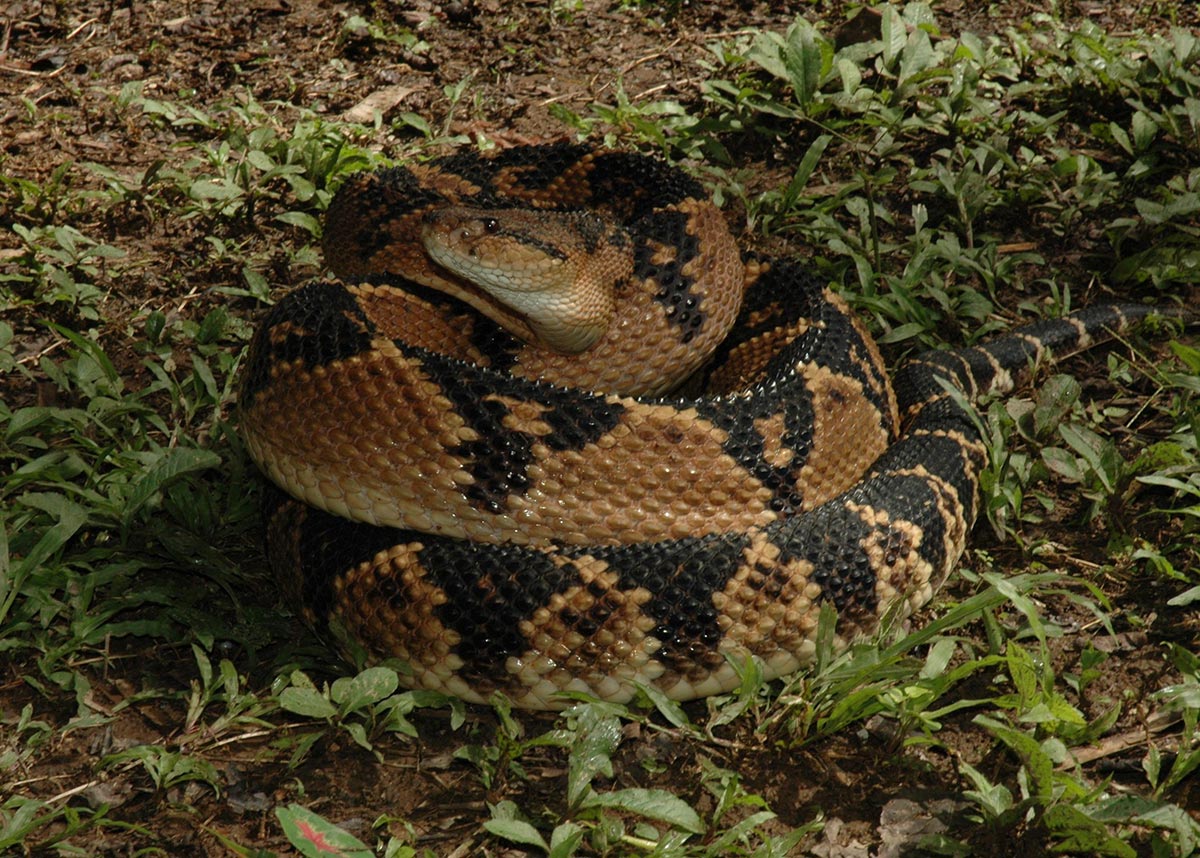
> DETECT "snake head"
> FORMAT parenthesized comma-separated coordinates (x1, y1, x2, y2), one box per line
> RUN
(421, 206, 631, 354)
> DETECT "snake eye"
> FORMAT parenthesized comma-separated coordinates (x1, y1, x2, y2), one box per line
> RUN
(482, 218, 499, 233)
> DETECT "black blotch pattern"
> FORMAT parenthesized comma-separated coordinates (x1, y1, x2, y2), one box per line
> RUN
(423, 144, 708, 223)
(880, 396, 985, 525)
(694, 388, 815, 515)
(240, 280, 375, 406)
(715, 259, 893, 431)
(418, 540, 580, 681)
(580, 534, 749, 674)
(633, 209, 707, 343)
(436, 142, 595, 198)
(584, 150, 705, 220)
(405, 346, 625, 513)
(325, 169, 444, 262)
(264, 487, 416, 626)
(575, 212, 624, 255)
(772, 503, 881, 617)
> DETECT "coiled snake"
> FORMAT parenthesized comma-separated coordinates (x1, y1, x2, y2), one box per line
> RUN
(239, 143, 1177, 710)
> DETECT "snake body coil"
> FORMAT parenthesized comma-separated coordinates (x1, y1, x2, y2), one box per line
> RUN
(240, 143, 1169, 709)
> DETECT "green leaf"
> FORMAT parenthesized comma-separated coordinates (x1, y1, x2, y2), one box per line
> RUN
(1044, 804, 1136, 858)
(5, 407, 61, 442)
(0, 322, 12, 372)
(1167, 585, 1200, 606)
(959, 760, 1013, 819)
(0, 797, 59, 851)
(277, 210, 322, 236)
(974, 714, 1054, 802)
(278, 687, 338, 720)
(122, 447, 222, 526)
(1042, 446, 1084, 483)
(582, 788, 704, 835)
(782, 19, 824, 107)
(1132, 801, 1200, 855)
(332, 666, 400, 713)
(566, 707, 622, 809)
(1169, 340, 1200, 374)
(635, 682, 692, 730)
(189, 179, 243, 201)
(780, 134, 832, 209)
(920, 638, 957, 679)
(898, 29, 935, 85)
(1033, 375, 1081, 437)
(836, 57, 862, 95)
(245, 149, 276, 171)
(276, 804, 373, 858)
(342, 721, 373, 752)
(1130, 110, 1157, 151)
(2, 493, 87, 626)
(547, 821, 586, 858)
(482, 818, 548, 851)
(707, 810, 778, 852)
(880, 5, 907, 70)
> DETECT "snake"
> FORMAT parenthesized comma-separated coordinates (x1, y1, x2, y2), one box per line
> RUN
(238, 142, 1182, 710)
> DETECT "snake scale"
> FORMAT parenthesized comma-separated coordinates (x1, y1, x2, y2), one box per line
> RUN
(239, 143, 1179, 710)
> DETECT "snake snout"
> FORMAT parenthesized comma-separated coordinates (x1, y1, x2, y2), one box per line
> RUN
(421, 208, 471, 243)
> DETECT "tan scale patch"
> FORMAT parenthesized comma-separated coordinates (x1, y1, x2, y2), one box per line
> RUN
(243, 344, 513, 538)
(960, 347, 1005, 397)
(753, 412, 796, 471)
(707, 319, 814, 393)
(354, 282, 493, 366)
(486, 394, 555, 436)
(835, 502, 926, 635)
(264, 319, 317, 349)
(503, 401, 780, 546)
(744, 302, 784, 329)
(1066, 316, 1091, 346)
(407, 163, 483, 200)
(512, 553, 660, 698)
(795, 363, 891, 509)
(827, 287, 898, 430)
(492, 158, 597, 209)
(332, 542, 466, 676)
(645, 236, 680, 270)
(676, 198, 743, 316)
(714, 531, 823, 660)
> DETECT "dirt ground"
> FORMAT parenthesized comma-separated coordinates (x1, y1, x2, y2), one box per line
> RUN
(3, 0, 1199, 856)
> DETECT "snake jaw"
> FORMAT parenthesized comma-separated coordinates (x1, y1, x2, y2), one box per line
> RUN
(421, 206, 626, 354)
